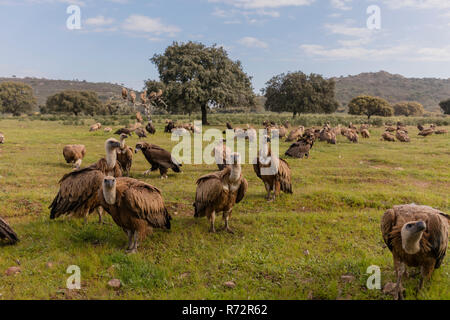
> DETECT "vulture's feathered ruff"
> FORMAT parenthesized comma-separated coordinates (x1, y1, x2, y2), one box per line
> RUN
(381, 204, 449, 300)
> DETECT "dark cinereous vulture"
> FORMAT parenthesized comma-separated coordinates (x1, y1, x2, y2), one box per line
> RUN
(194, 153, 248, 233)
(381, 204, 449, 300)
(117, 134, 133, 176)
(63, 144, 86, 169)
(135, 142, 182, 179)
(0, 216, 19, 244)
(285, 132, 315, 159)
(99, 176, 171, 253)
(164, 120, 175, 133)
(114, 128, 133, 136)
(145, 120, 156, 135)
(254, 143, 292, 201)
(49, 138, 123, 223)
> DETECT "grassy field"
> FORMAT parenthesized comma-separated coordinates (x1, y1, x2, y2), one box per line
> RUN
(0, 118, 449, 300)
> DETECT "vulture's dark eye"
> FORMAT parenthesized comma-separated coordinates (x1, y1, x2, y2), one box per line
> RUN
(407, 224, 412, 229)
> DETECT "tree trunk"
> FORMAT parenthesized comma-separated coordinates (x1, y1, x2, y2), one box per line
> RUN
(201, 105, 208, 125)
(292, 111, 297, 119)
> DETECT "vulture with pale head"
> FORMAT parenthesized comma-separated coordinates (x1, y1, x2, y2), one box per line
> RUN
(89, 123, 101, 132)
(129, 91, 136, 104)
(194, 153, 248, 233)
(63, 144, 86, 169)
(254, 141, 292, 201)
(360, 129, 370, 139)
(135, 127, 147, 138)
(134, 142, 182, 179)
(0, 216, 19, 244)
(99, 176, 171, 253)
(121, 88, 128, 100)
(140, 91, 147, 105)
(136, 112, 143, 123)
(49, 138, 123, 223)
(117, 134, 133, 176)
(381, 204, 449, 300)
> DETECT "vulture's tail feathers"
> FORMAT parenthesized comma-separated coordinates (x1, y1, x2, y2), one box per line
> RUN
(0, 218, 19, 244)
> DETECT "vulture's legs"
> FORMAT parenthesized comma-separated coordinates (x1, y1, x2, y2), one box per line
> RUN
(418, 263, 434, 293)
(126, 231, 138, 254)
(97, 207, 104, 224)
(125, 230, 133, 250)
(144, 169, 151, 176)
(209, 210, 216, 233)
(264, 182, 271, 200)
(272, 180, 277, 201)
(223, 210, 234, 234)
(395, 261, 405, 300)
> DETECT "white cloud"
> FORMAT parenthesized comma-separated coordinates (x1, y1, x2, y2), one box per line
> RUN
(382, 0, 450, 9)
(85, 15, 114, 26)
(301, 44, 410, 60)
(330, 0, 352, 11)
(238, 36, 268, 48)
(122, 15, 180, 35)
(208, 0, 314, 9)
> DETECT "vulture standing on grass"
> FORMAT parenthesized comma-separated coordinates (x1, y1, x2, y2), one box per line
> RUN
(344, 129, 359, 143)
(396, 130, 410, 142)
(49, 138, 123, 223)
(286, 126, 305, 142)
(145, 120, 156, 135)
(135, 142, 182, 179)
(136, 112, 143, 123)
(89, 123, 101, 132)
(115, 128, 133, 136)
(164, 120, 175, 133)
(360, 129, 370, 139)
(381, 204, 449, 300)
(140, 91, 147, 105)
(135, 127, 147, 138)
(129, 91, 136, 104)
(0, 132, 4, 144)
(117, 134, 133, 176)
(99, 176, 171, 253)
(194, 153, 248, 233)
(0, 216, 19, 244)
(63, 144, 86, 169)
(435, 129, 447, 134)
(285, 132, 315, 159)
(382, 131, 396, 142)
(419, 128, 434, 137)
(417, 124, 424, 131)
(254, 141, 292, 201)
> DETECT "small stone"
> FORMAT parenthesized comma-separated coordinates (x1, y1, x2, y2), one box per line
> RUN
(5, 266, 21, 276)
(341, 274, 355, 283)
(304, 249, 310, 256)
(173, 211, 178, 216)
(108, 279, 121, 289)
(224, 281, 236, 289)
(46, 262, 54, 269)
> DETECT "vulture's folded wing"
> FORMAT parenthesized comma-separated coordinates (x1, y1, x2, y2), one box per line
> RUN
(236, 178, 248, 204)
(278, 159, 293, 193)
(49, 168, 104, 219)
(0, 217, 19, 244)
(195, 173, 224, 208)
(429, 212, 449, 269)
(120, 179, 171, 229)
(381, 209, 397, 251)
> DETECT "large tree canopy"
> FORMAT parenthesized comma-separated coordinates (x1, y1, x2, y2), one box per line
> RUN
(0, 81, 37, 116)
(149, 41, 255, 124)
(439, 99, 450, 115)
(262, 72, 339, 117)
(42, 90, 103, 116)
(393, 101, 424, 117)
(348, 95, 393, 120)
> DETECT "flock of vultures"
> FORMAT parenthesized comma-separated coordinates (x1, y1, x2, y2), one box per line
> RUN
(0, 112, 449, 300)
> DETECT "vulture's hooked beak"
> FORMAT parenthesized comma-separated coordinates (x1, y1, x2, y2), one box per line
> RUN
(414, 221, 426, 233)
(134, 148, 140, 154)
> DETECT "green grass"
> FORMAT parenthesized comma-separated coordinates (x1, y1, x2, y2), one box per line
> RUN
(0, 118, 448, 300)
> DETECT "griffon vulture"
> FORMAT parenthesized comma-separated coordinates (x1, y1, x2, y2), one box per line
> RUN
(194, 153, 248, 233)
(0, 133, 4, 144)
(117, 134, 133, 176)
(435, 129, 447, 134)
(115, 128, 133, 136)
(99, 176, 171, 253)
(361, 129, 370, 139)
(213, 139, 232, 171)
(135, 142, 182, 179)
(419, 128, 434, 137)
(396, 130, 410, 142)
(381, 204, 449, 300)
(129, 91, 136, 104)
(135, 127, 147, 138)
(140, 91, 147, 105)
(63, 144, 86, 169)
(254, 142, 292, 201)
(121, 88, 128, 100)
(382, 131, 396, 142)
(49, 138, 123, 223)
(89, 123, 101, 132)
(136, 112, 143, 123)
(286, 126, 305, 142)
(0, 216, 19, 244)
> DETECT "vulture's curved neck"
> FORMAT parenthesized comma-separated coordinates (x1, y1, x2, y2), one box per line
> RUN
(105, 147, 117, 169)
(230, 164, 241, 182)
(402, 233, 423, 255)
(103, 185, 116, 205)
(119, 137, 126, 149)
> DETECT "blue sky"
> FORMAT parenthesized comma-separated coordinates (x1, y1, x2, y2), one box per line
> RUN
(1, 0, 450, 92)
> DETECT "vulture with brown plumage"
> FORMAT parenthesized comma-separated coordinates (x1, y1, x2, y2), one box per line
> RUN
(286, 126, 305, 142)
(419, 128, 434, 137)
(99, 176, 171, 253)
(117, 134, 133, 176)
(134, 142, 182, 179)
(49, 138, 123, 223)
(382, 131, 396, 142)
(396, 130, 410, 142)
(135, 127, 147, 139)
(381, 204, 449, 300)
(360, 129, 370, 139)
(213, 139, 232, 171)
(63, 144, 86, 169)
(140, 91, 147, 105)
(136, 112, 143, 123)
(194, 153, 248, 233)
(0, 216, 19, 244)
(0, 132, 4, 144)
(129, 91, 136, 104)
(164, 120, 175, 133)
(285, 132, 315, 159)
(115, 128, 133, 136)
(254, 142, 292, 201)
(145, 120, 156, 135)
